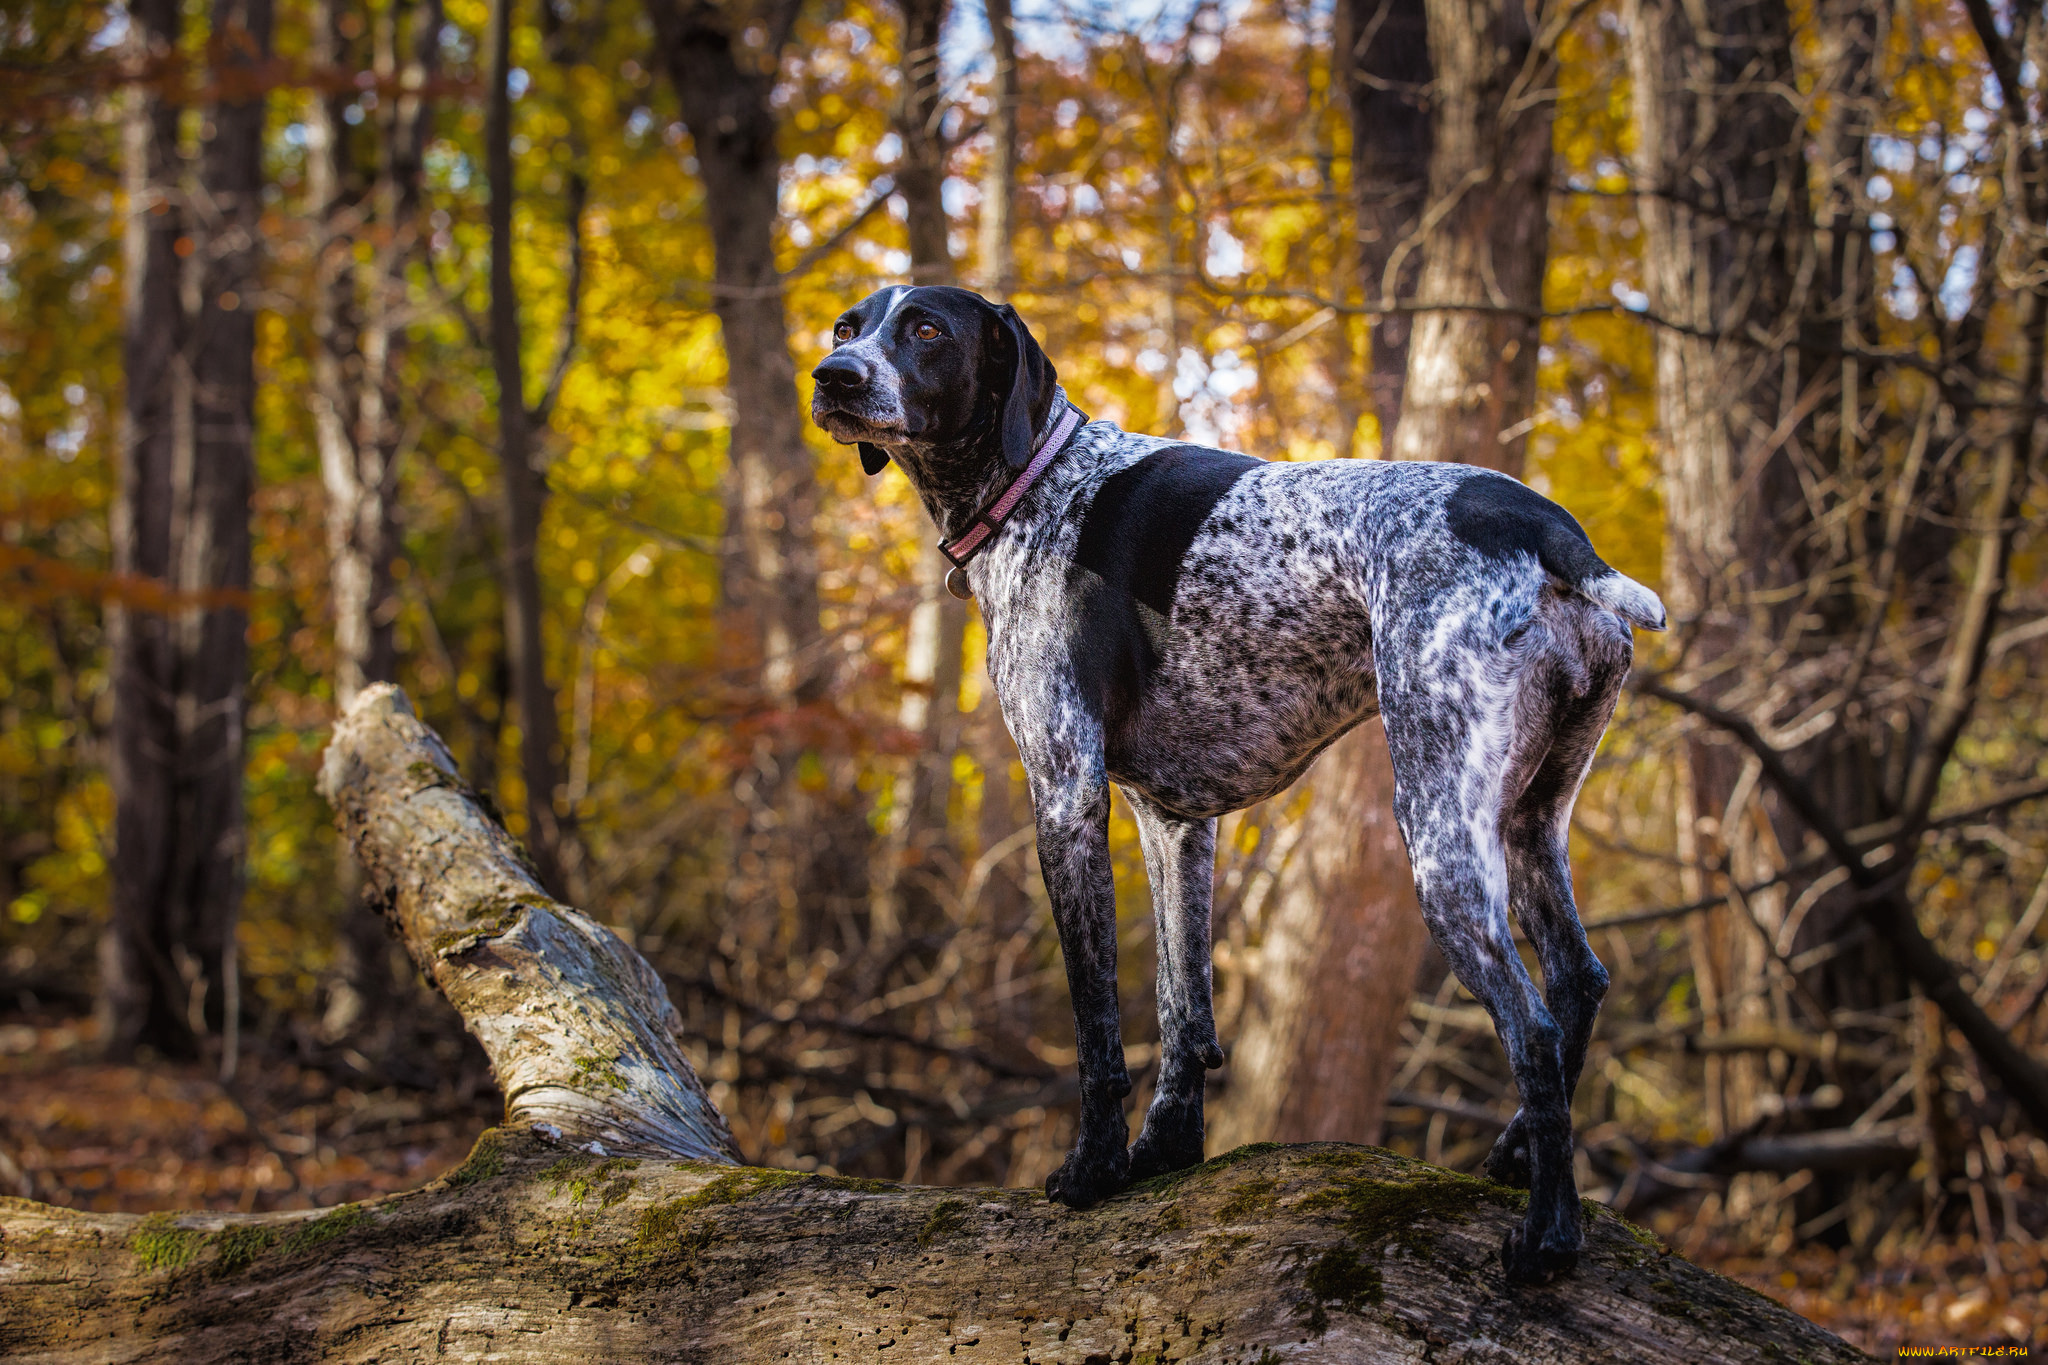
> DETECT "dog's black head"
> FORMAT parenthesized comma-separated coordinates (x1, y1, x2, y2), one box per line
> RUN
(809, 286, 1057, 479)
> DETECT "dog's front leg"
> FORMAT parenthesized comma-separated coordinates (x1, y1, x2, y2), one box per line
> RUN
(1126, 794, 1223, 1181)
(1031, 769, 1133, 1209)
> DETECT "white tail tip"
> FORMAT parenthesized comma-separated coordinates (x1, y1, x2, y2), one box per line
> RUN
(1583, 570, 1667, 631)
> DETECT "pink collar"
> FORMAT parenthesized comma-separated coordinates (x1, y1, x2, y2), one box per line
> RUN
(937, 399, 1084, 598)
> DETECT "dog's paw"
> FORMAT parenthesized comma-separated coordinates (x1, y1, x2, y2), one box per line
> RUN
(1500, 1222, 1580, 1286)
(1482, 1114, 1532, 1189)
(1127, 1124, 1205, 1183)
(1045, 1144, 1131, 1210)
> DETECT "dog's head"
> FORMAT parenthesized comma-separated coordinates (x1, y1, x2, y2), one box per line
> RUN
(809, 286, 1057, 478)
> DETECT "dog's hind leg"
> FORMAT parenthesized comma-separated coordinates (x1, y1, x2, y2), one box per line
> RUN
(1380, 680, 1582, 1285)
(1126, 793, 1225, 1181)
(1484, 736, 1611, 1191)
(1486, 616, 1629, 1190)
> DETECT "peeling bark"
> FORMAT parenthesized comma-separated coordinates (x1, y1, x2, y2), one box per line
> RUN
(317, 684, 735, 1161)
(0, 688, 1867, 1362)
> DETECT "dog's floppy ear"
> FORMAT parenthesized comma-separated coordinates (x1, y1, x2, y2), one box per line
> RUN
(995, 303, 1057, 470)
(858, 442, 890, 476)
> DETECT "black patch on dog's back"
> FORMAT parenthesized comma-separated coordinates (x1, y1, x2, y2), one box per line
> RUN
(1067, 445, 1262, 731)
(1074, 445, 1263, 616)
(1444, 471, 1612, 591)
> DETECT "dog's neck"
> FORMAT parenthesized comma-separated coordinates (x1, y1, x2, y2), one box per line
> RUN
(886, 386, 1074, 542)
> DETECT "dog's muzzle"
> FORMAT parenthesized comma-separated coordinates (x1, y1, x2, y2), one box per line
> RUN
(812, 352, 869, 394)
(810, 353, 906, 465)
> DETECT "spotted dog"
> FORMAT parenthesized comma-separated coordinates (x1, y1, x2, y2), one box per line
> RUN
(810, 285, 1666, 1284)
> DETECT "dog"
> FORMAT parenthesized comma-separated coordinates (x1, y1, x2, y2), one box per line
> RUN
(809, 285, 1665, 1284)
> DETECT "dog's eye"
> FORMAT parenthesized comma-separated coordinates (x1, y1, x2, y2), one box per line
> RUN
(913, 322, 941, 340)
(833, 322, 855, 343)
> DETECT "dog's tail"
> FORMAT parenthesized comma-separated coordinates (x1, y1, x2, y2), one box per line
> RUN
(1533, 517, 1668, 632)
(1448, 471, 1669, 631)
(1575, 566, 1668, 631)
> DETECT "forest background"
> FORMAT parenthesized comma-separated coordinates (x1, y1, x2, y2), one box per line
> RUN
(2, 0, 2047, 1352)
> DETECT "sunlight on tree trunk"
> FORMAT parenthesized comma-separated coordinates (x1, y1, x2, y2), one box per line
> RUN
(1386, 0, 1552, 468)
(978, 0, 1018, 295)
(1343, 0, 1430, 444)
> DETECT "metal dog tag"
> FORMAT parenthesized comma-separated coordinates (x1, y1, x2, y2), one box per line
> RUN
(945, 566, 973, 601)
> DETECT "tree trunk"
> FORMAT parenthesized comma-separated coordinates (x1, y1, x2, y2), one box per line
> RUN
(1387, 0, 1552, 467)
(1208, 722, 1430, 1151)
(643, 0, 822, 712)
(102, 0, 272, 1066)
(644, 0, 867, 940)
(0, 686, 1868, 1365)
(1212, 0, 1549, 1153)
(876, 0, 970, 941)
(1625, 0, 1814, 1138)
(1340, 0, 1431, 442)
(978, 0, 1018, 293)
(1625, 0, 1808, 635)
(309, 0, 442, 1045)
(312, 0, 439, 710)
(487, 0, 576, 900)
(896, 0, 953, 285)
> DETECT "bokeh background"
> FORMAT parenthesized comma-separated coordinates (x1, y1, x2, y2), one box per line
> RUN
(3, 0, 2046, 1351)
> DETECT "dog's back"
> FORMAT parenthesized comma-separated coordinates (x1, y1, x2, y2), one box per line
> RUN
(999, 434, 1654, 820)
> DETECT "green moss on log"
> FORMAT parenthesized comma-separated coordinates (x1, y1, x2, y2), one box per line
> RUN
(279, 1204, 370, 1257)
(1301, 1243, 1382, 1329)
(404, 759, 453, 790)
(634, 1167, 812, 1249)
(542, 1154, 639, 1204)
(431, 895, 533, 956)
(1300, 1167, 1494, 1254)
(572, 1053, 629, 1093)
(210, 1225, 273, 1273)
(130, 1213, 202, 1272)
(1129, 1142, 1283, 1195)
(1215, 1175, 1281, 1221)
(1288, 1159, 1504, 1334)
(1595, 1200, 1669, 1255)
(917, 1197, 969, 1248)
(446, 1131, 505, 1188)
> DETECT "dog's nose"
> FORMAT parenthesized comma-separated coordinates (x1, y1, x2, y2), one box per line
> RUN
(812, 353, 869, 392)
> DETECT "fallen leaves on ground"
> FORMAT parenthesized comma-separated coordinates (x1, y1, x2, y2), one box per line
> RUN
(0, 1013, 494, 1214)
(1697, 1236, 2048, 1360)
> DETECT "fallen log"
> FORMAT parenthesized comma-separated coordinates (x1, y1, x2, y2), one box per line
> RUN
(0, 685, 1872, 1363)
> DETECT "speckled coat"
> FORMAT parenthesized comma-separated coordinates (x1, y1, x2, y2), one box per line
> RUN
(810, 286, 1665, 1285)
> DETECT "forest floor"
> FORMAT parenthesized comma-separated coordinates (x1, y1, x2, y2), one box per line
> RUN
(2, 1008, 2041, 1361)
(0, 1007, 495, 1216)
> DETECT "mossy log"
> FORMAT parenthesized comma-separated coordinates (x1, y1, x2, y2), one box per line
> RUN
(0, 686, 1870, 1363)
(2, 1135, 1868, 1363)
